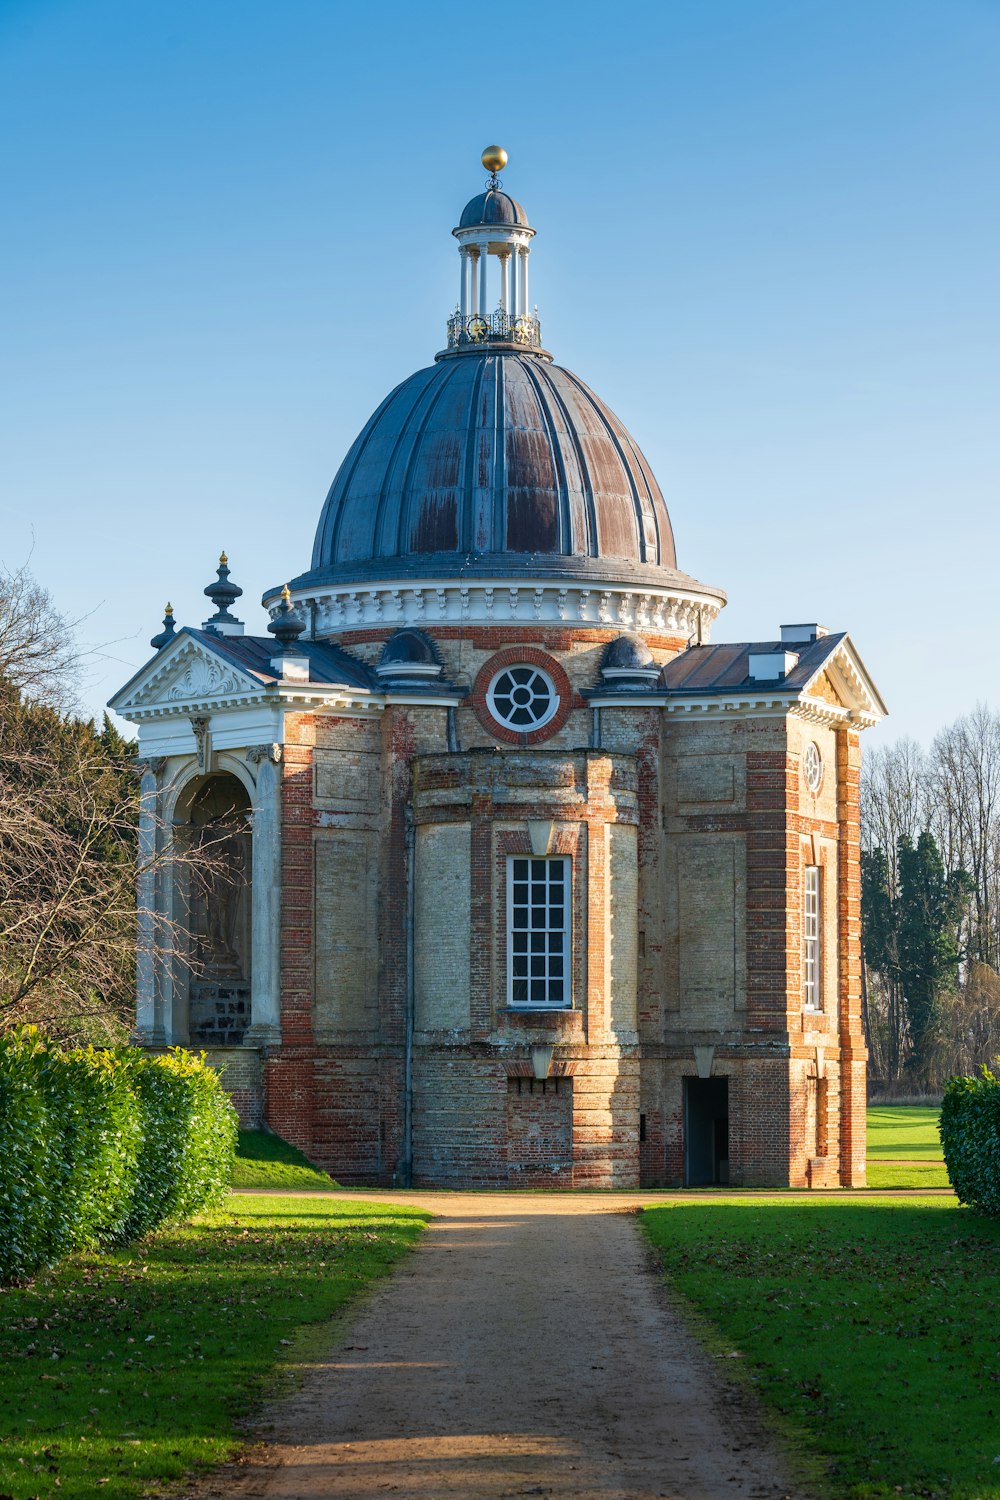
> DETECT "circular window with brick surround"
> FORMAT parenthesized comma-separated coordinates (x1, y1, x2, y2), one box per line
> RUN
(471, 648, 574, 745)
(804, 741, 823, 793)
(487, 665, 558, 732)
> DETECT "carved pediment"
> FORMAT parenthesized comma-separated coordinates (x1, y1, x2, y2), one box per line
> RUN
(800, 638, 887, 727)
(809, 670, 849, 711)
(110, 636, 264, 716)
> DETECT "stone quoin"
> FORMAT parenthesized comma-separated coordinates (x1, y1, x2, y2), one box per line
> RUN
(110, 148, 887, 1188)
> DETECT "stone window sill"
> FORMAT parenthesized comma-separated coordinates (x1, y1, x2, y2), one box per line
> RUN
(503, 1007, 578, 1026)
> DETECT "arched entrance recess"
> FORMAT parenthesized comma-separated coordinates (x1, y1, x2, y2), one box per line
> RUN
(175, 772, 253, 1046)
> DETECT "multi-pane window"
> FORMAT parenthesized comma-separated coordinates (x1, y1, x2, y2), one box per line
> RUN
(803, 864, 821, 1010)
(507, 856, 571, 1007)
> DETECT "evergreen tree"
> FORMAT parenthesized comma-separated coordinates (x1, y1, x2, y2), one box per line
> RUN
(896, 831, 972, 1080)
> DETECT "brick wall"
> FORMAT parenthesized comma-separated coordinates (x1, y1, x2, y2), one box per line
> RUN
(233, 627, 867, 1191)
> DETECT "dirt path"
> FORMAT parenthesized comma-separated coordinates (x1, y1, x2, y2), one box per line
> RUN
(195, 1193, 798, 1500)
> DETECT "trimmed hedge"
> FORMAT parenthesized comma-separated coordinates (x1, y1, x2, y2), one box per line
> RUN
(0, 1029, 237, 1282)
(940, 1066, 1000, 1213)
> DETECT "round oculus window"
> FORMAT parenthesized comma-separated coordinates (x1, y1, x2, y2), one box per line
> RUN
(486, 664, 559, 732)
(804, 741, 823, 793)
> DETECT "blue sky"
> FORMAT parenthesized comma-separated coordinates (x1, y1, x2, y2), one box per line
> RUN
(1, 0, 997, 745)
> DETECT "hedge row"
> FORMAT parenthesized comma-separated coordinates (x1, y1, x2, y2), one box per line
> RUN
(940, 1066, 1000, 1214)
(0, 1028, 237, 1282)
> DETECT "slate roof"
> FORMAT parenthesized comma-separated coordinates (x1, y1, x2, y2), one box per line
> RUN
(659, 634, 846, 695)
(188, 629, 376, 690)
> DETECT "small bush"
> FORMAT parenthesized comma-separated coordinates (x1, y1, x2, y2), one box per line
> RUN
(940, 1066, 1000, 1213)
(0, 1029, 237, 1282)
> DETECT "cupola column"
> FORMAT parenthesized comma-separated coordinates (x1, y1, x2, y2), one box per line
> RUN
(459, 247, 469, 319)
(478, 244, 488, 315)
(519, 248, 529, 320)
(498, 249, 509, 313)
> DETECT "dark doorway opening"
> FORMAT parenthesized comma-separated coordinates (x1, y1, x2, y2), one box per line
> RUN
(684, 1076, 729, 1186)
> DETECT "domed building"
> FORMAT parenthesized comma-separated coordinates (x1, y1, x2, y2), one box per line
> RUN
(111, 150, 886, 1189)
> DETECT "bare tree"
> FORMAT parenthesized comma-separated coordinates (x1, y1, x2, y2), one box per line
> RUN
(926, 705, 1000, 970)
(860, 737, 928, 872)
(0, 694, 223, 1042)
(862, 710, 1000, 1089)
(0, 562, 81, 711)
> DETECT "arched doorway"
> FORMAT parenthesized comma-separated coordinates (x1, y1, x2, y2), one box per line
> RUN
(177, 772, 253, 1045)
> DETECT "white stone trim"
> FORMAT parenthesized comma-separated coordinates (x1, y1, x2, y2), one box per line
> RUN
(276, 577, 724, 639)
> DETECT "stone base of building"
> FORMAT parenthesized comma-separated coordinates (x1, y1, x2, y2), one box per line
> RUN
(200, 1041, 868, 1190)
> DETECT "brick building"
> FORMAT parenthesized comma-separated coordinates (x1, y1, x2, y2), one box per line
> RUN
(111, 149, 886, 1189)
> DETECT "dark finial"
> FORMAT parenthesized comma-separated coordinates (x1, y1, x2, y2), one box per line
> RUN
(150, 602, 176, 651)
(203, 551, 243, 633)
(267, 584, 306, 654)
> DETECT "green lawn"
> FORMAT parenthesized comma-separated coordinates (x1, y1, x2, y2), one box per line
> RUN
(0, 1195, 428, 1500)
(867, 1105, 943, 1158)
(231, 1129, 336, 1190)
(643, 1196, 1000, 1499)
(865, 1159, 950, 1189)
(866, 1104, 949, 1188)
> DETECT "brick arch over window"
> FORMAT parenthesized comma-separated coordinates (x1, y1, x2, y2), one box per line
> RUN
(469, 646, 578, 745)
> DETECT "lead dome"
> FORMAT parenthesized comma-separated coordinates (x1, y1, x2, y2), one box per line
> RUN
(283, 152, 723, 609)
(459, 189, 529, 227)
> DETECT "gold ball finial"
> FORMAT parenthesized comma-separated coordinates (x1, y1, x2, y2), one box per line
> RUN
(481, 145, 508, 174)
(219, 550, 228, 566)
(165, 602, 173, 616)
(281, 584, 291, 603)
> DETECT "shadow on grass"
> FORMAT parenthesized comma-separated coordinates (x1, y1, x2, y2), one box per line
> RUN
(0, 1198, 428, 1500)
(643, 1196, 1000, 1500)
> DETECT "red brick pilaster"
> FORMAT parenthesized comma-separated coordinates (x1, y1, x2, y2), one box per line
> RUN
(266, 714, 317, 1154)
(837, 728, 867, 1186)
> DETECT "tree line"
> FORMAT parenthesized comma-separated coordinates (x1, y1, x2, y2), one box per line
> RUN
(861, 706, 1000, 1088)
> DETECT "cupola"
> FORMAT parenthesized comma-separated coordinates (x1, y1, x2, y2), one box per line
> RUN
(448, 146, 540, 353)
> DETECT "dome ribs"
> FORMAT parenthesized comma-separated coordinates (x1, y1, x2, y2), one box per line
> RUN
(488, 357, 506, 554)
(307, 350, 691, 588)
(459, 354, 488, 554)
(311, 376, 416, 569)
(372, 369, 445, 562)
(610, 409, 676, 569)
(503, 358, 559, 555)
(517, 357, 582, 558)
(391, 355, 467, 558)
(528, 361, 600, 558)
(558, 368, 653, 566)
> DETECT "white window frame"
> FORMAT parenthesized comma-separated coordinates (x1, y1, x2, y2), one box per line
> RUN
(487, 664, 559, 733)
(803, 864, 821, 1011)
(506, 855, 572, 1008)
(804, 741, 823, 793)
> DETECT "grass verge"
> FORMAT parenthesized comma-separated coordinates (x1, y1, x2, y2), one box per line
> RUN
(866, 1160, 950, 1189)
(0, 1194, 428, 1500)
(642, 1196, 1000, 1499)
(231, 1130, 336, 1190)
(866, 1104, 943, 1161)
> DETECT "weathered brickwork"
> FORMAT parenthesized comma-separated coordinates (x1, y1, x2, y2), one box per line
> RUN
(224, 627, 868, 1190)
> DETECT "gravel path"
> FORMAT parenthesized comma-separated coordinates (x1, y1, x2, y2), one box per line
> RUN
(195, 1193, 798, 1500)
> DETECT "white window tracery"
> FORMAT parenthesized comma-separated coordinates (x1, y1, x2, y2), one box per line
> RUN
(487, 665, 558, 732)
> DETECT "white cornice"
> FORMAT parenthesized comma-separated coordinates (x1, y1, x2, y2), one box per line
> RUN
(281, 576, 724, 639)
